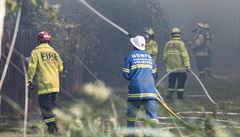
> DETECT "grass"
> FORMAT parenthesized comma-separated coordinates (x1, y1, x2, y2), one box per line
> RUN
(0, 76, 240, 137)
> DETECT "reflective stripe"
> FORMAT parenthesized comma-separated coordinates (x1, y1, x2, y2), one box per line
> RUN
(59, 66, 64, 71)
(177, 89, 184, 92)
(131, 64, 152, 70)
(45, 118, 56, 123)
(38, 88, 59, 95)
(152, 69, 157, 73)
(148, 119, 159, 124)
(166, 67, 185, 72)
(185, 61, 190, 66)
(28, 63, 37, 68)
(166, 51, 181, 55)
(199, 71, 205, 74)
(196, 52, 208, 56)
(168, 88, 175, 91)
(182, 51, 188, 56)
(127, 117, 137, 122)
(122, 68, 130, 73)
(128, 93, 157, 98)
(138, 118, 159, 125)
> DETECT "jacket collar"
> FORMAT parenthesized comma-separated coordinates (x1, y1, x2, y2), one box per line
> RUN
(35, 43, 52, 49)
(172, 37, 181, 40)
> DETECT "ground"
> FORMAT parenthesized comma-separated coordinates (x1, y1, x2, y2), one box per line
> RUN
(0, 73, 239, 136)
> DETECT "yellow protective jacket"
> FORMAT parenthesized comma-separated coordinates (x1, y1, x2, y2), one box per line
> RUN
(164, 37, 191, 72)
(27, 43, 63, 95)
(145, 39, 158, 62)
(193, 33, 208, 56)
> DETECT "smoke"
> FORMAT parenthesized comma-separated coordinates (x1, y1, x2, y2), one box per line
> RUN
(78, 0, 130, 36)
(157, 0, 240, 76)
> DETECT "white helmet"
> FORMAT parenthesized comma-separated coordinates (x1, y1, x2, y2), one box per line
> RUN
(130, 35, 146, 50)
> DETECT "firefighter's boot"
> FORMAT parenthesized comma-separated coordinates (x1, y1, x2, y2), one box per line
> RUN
(47, 122, 58, 134)
(177, 92, 184, 99)
(167, 91, 174, 99)
(199, 73, 205, 79)
(206, 69, 212, 77)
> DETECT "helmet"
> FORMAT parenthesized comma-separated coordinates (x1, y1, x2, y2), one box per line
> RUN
(37, 31, 52, 42)
(204, 23, 210, 29)
(144, 27, 154, 36)
(130, 35, 146, 50)
(197, 22, 205, 29)
(171, 27, 181, 37)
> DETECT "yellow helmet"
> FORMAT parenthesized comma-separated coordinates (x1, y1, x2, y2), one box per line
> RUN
(197, 22, 205, 29)
(171, 27, 181, 33)
(204, 23, 210, 29)
(144, 27, 154, 36)
(171, 27, 181, 37)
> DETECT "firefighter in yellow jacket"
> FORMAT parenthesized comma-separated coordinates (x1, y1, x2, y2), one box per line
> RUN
(144, 27, 159, 62)
(27, 31, 63, 134)
(164, 27, 191, 99)
(192, 23, 214, 78)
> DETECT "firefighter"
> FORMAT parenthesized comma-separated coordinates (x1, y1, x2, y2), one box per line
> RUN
(144, 27, 159, 62)
(164, 27, 191, 99)
(192, 23, 214, 78)
(122, 35, 159, 131)
(27, 31, 63, 134)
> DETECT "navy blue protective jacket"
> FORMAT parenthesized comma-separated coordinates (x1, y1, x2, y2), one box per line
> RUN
(122, 49, 158, 100)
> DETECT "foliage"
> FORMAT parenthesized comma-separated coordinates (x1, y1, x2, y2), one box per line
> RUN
(2, 1, 240, 136)
(5, 0, 77, 56)
(8, 81, 238, 137)
(69, 0, 170, 86)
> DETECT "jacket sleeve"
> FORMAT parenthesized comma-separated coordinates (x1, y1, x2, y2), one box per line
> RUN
(163, 43, 168, 65)
(27, 50, 38, 82)
(122, 56, 131, 80)
(152, 41, 158, 56)
(146, 41, 158, 56)
(152, 60, 157, 79)
(180, 42, 191, 69)
(194, 34, 204, 47)
(58, 54, 64, 72)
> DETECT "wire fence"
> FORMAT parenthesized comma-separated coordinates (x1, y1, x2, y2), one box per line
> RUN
(0, 29, 86, 118)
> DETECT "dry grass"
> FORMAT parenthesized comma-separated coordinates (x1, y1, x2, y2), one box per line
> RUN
(1, 77, 240, 137)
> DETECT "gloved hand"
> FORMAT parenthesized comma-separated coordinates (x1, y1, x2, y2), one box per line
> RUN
(27, 81, 34, 89)
(185, 66, 190, 73)
(128, 33, 133, 37)
(155, 72, 158, 79)
(27, 81, 34, 98)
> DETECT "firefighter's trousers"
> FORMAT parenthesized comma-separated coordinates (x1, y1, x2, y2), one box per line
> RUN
(127, 99, 158, 128)
(38, 92, 58, 133)
(167, 72, 187, 99)
(196, 54, 212, 78)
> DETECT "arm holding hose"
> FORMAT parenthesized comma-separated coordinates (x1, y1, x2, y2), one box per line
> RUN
(180, 42, 191, 72)
(27, 51, 38, 98)
(122, 56, 131, 80)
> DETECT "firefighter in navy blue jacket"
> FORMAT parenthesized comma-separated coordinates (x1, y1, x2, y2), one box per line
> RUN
(122, 35, 159, 128)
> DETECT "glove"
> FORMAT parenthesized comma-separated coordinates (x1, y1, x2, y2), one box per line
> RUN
(185, 66, 190, 73)
(27, 81, 34, 89)
(128, 33, 133, 38)
(27, 81, 34, 98)
(155, 72, 158, 79)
